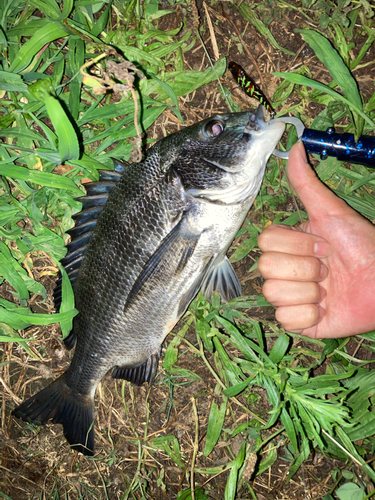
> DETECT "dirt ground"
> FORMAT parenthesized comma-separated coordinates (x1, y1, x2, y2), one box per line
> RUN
(1, 1, 375, 499)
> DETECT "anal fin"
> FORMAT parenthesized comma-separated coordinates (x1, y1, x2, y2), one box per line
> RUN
(63, 330, 77, 350)
(201, 256, 241, 302)
(112, 348, 161, 386)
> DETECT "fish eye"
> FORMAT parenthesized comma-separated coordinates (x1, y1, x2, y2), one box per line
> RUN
(205, 120, 224, 138)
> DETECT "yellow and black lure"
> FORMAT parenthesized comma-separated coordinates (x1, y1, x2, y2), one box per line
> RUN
(228, 61, 274, 116)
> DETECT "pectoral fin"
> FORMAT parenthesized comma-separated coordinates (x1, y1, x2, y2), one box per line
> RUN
(201, 256, 241, 301)
(123, 219, 200, 313)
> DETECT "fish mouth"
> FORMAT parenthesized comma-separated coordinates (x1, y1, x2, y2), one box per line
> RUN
(244, 105, 285, 138)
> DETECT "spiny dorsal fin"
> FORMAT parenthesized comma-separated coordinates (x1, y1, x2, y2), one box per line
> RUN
(54, 163, 126, 321)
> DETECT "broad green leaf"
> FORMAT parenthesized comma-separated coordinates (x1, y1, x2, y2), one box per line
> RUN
(68, 155, 105, 181)
(229, 237, 257, 263)
(195, 318, 213, 353)
(335, 483, 366, 500)
(45, 95, 80, 163)
(335, 190, 375, 220)
(176, 488, 209, 500)
(9, 21, 67, 73)
(0, 334, 35, 342)
(256, 447, 278, 476)
(115, 44, 164, 69)
(334, 428, 374, 483)
(167, 366, 202, 381)
(204, 400, 227, 456)
(6, 18, 50, 37)
(68, 37, 84, 121)
(280, 407, 298, 451)
(215, 315, 273, 365)
(224, 442, 245, 500)
(0, 127, 51, 148)
(0, 490, 17, 499)
(212, 336, 244, 386)
(263, 376, 281, 428)
(92, 2, 111, 37)
(346, 413, 375, 441)
(269, 332, 290, 363)
(0, 71, 28, 92)
(223, 378, 251, 397)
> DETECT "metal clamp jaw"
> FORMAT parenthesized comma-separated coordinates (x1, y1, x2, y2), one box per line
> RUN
(271, 117, 305, 160)
(270, 116, 375, 169)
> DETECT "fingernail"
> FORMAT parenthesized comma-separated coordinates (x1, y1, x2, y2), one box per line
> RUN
(296, 140, 308, 163)
(314, 241, 333, 258)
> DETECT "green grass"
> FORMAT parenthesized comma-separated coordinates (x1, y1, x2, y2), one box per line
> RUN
(1, 0, 375, 499)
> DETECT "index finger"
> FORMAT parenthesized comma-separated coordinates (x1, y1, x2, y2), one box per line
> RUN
(258, 224, 333, 258)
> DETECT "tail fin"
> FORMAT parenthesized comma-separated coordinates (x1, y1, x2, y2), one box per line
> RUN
(12, 375, 95, 456)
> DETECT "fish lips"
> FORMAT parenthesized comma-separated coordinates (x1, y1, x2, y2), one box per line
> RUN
(244, 104, 285, 137)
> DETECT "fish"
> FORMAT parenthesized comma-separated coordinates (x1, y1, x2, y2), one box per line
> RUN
(12, 105, 285, 456)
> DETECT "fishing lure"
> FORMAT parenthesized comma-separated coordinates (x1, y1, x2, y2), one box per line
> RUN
(228, 61, 274, 116)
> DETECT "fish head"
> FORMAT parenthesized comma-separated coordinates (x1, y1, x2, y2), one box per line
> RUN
(166, 105, 285, 204)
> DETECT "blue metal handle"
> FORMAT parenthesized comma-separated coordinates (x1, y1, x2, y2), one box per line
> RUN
(302, 127, 375, 169)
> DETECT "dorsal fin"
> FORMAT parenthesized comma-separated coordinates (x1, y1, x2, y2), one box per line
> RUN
(54, 163, 126, 329)
(75, 193, 109, 209)
(111, 158, 128, 174)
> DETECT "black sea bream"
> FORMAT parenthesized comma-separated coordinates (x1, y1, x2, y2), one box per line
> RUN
(13, 106, 285, 455)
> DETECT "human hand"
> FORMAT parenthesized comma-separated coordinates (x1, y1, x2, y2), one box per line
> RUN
(258, 141, 375, 339)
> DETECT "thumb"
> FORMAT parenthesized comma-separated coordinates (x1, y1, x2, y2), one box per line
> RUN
(286, 141, 349, 219)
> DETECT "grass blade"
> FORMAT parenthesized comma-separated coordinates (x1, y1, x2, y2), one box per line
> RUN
(9, 21, 67, 73)
(148, 72, 183, 123)
(273, 72, 374, 127)
(45, 95, 80, 163)
(224, 442, 245, 500)
(0, 251, 29, 302)
(296, 29, 363, 111)
(0, 306, 78, 330)
(204, 400, 227, 456)
(0, 163, 81, 193)
(237, 3, 294, 56)
(269, 332, 290, 364)
(58, 265, 75, 339)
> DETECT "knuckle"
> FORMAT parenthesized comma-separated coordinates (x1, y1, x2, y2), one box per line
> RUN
(258, 230, 271, 250)
(257, 253, 270, 274)
(304, 257, 321, 279)
(305, 304, 320, 325)
(262, 280, 276, 302)
(275, 304, 320, 330)
(311, 283, 322, 303)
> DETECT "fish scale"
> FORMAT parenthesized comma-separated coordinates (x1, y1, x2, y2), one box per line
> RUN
(12, 106, 285, 455)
